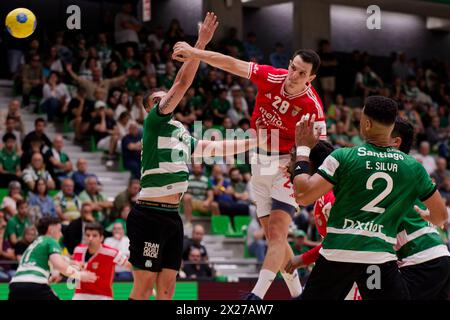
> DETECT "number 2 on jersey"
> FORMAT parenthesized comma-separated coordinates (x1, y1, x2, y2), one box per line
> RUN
(272, 96, 289, 114)
(361, 172, 393, 213)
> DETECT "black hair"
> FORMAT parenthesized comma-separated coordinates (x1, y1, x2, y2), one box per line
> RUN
(291, 49, 321, 75)
(238, 118, 251, 128)
(363, 96, 398, 126)
(2, 132, 16, 143)
(35, 118, 46, 126)
(6, 115, 16, 122)
(84, 222, 104, 236)
(37, 217, 61, 235)
(391, 117, 414, 154)
(309, 140, 335, 173)
(33, 177, 48, 196)
(229, 167, 240, 176)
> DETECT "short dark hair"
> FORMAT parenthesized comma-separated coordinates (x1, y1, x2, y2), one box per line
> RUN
(128, 178, 140, 187)
(35, 118, 46, 126)
(363, 96, 398, 126)
(6, 115, 16, 122)
(238, 118, 251, 128)
(84, 222, 104, 236)
(229, 167, 240, 176)
(37, 217, 61, 235)
(2, 132, 16, 143)
(17, 199, 28, 209)
(291, 49, 321, 75)
(309, 140, 335, 173)
(391, 117, 414, 154)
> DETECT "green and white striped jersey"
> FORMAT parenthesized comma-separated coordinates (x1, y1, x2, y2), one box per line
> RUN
(396, 200, 449, 267)
(10, 236, 61, 284)
(139, 104, 198, 198)
(318, 143, 436, 264)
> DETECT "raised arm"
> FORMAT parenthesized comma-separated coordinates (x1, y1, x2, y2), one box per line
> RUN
(172, 43, 250, 79)
(156, 12, 219, 116)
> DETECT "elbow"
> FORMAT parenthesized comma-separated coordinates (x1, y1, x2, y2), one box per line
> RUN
(295, 194, 313, 206)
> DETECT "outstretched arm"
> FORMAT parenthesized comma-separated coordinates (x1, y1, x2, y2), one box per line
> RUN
(172, 43, 250, 79)
(157, 12, 219, 115)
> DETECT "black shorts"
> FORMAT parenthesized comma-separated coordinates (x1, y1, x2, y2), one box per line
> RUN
(400, 256, 450, 300)
(8, 282, 59, 301)
(301, 255, 410, 300)
(127, 202, 183, 273)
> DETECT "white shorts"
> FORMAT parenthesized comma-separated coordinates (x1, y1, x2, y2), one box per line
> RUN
(97, 136, 121, 153)
(72, 293, 113, 300)
(249, 153, 298, 218)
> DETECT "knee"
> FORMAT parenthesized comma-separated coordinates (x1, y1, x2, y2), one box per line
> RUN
(267, 225, 286, 244)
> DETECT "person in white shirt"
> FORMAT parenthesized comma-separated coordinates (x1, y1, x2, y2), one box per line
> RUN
(104, 222, 131, 281)
(414, 141, 437, 174)
(114, 3, 142, 52)
(41, 72, 70, 123)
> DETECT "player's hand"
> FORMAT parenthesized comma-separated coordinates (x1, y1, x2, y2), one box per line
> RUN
(172, 42, 197, 62)
(285, 255, 305, 274)
(295, 113, 321, 149)
(49, 271, 63, 284)
(80, 270, 98, 283)
(197, 12, 219, 46)
(414, 205, 433, 224)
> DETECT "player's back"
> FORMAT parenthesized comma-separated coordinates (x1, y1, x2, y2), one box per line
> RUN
(317, 143, 436, 264)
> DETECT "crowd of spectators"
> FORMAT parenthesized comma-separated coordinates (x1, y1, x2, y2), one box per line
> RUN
(1, 2, 450, 282)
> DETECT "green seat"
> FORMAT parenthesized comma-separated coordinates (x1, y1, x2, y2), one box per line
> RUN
(0, 188, 9, 205)
(90, 136, 100, 152)
(211, 216, 240, 237)
(48, 189, 59, 197)
(63, 116, 73, 133)
(233, 215, 251, 237)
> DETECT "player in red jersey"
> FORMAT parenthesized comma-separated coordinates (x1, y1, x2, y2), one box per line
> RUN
(173, 43, 326, 300)
(72, 223, 130, 300)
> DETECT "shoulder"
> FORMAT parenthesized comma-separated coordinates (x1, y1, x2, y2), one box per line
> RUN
(99, 245, 119, 258)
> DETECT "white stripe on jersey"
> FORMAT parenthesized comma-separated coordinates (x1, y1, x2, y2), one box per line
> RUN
(142, 161, 189, 176)
(306, 88, 324, 118)
(247, 62, 255, 79)
(268, 73, 287, 78)
(282, 83, 310, 99)
(139, 181, 189, 198)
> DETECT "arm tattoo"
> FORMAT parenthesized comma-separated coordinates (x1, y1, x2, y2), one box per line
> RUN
(158, 93, 175, 115)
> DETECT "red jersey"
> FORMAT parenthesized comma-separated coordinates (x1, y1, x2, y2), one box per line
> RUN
(247, 62, 327, 153)
(301, 191, 335, 266)
(72, 244, 128, 298)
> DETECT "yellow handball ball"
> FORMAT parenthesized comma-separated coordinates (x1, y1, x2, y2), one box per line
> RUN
(5, 8, 37, 39)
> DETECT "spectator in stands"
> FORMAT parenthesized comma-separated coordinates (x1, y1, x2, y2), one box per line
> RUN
(330, 121, 353, 148)
(78, 176, 113, 225)
(211, 88, 231, 125)
(0, 116, 22, 150)
(184, 164, 220, 226)
(183, 224, 209, 261)
(5, 200, 32, 246)
(439, 177, 450, 204)
(72, 158, 99, 195)
(414, 141, 437, 174)
(40, 71, 70, 123)
(0, 99, 24, 134)
(27, 178, 57, 219)
(129, 92, 145, 125)
(63, 203, 95, 254)
(65, 87, 89, 143)
(104, 222, 132, 281)
(227, 89, 249, 126)
(65, 63, 129, 102)
(22, 118, 52, 157)
(229, 167, 254, 216)
(174, 96, 196, 125)
(211, 165, 249, 219)
(355, 65, 384, 98)
(113, 178, 140, 220)
(0, 210, 15, 280)
(431, 158, 450, 191)
(159, 61, 177, 89)
(165, 18, 185, 47)
(21, 54, 44, 108)
(13, 226, 37, 261)
(426, 116, 446, 148)
(147, 26, 164, 51)
(114, 2, 142, 54)
(244, 86, 256, 115)
(96, 33, 114, 68)
(318, 39, 338, 107)
(270, 42, 289, 69)
(54, 178, 81, 224)
(0, 133, 22, 188)
(44, 135, 73, 186)
(399, 101, 424, 136)
(121, 123, 142, 179)
(1, 181, 23, 219)
(290, 230, 309, 256)
(90, 101, 120, 168)
(392, 52, 411, 81)
(243, 32, 263, 63)
(246, 216, 266, 263)
(22, 152, 55, 191)
(183, 248, 214, 280)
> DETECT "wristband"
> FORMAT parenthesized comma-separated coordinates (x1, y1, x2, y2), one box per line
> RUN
(296, 146, 311, 157)
(290, 161, 310, 183)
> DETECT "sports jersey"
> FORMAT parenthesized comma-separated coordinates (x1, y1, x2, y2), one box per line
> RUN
(72, 244, 127, 298)
(396, 200, 449, 267)
(10, 236, 61, 284)
(317, 143, 436, 264)
(247, 63, 326, 153)
(139, 105, 198, 199)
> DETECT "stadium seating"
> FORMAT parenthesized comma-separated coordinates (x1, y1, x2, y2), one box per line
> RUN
(211, 216, 240, 237)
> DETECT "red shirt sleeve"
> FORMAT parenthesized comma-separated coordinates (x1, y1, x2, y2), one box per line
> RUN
(301, 244, 322, 266)
(247, 62, 286, 89)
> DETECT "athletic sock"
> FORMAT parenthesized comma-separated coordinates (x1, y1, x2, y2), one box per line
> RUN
(281, 270, 303, 298)
(251, 269, 276, 299)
